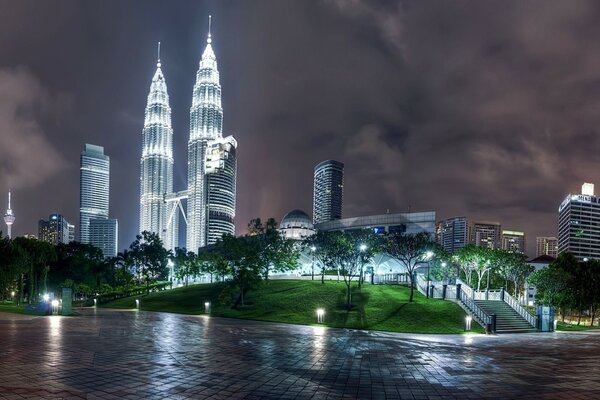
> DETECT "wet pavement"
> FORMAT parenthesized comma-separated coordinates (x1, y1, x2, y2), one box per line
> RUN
(0, 309, 599, 399)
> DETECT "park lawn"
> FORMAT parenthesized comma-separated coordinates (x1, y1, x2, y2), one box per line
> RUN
(556, 321, 600, 332)
(0, 302, 27, 314)
(102, 280, 482, 334)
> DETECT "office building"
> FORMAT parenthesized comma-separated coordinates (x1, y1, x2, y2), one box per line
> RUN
(39, 214, 73, 245)
(139, 43, 177, 251)
(470, 221, 501, 249)
(436, 216, 468, 253)
(187, 17, 237, 252)
(313, 160, 344, 225)
(315, 211, 435, 236)
(80, 144, 109, 243)
(90, 218, 118, 258)
(501, 230, 526, 253)
(558, 183, 600, 260)
(536, 236, 558, 258)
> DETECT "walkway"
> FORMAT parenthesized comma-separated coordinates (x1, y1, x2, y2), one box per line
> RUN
(0, 309, 598, 399)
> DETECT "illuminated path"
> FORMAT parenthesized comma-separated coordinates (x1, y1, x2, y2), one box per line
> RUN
(0, 309, 599, 399)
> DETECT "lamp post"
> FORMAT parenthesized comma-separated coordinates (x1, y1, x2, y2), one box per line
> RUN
(310, 246, 316, 281)
(425, 251, 434, 298)
(359, 244, 368, 286)
(168, 260, 174, 288)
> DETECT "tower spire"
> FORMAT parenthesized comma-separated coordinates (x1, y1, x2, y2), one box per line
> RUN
(4, 190, 15, 239)
(207, 15, 212, 44)
(157, 41, 161, 67)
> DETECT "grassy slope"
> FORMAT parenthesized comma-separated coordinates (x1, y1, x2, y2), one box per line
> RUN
(102, 280, 482, 334)
(556, 321, 600, 332)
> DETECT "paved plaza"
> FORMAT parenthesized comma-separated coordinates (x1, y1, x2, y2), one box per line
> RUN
(0, 309, 599, 399)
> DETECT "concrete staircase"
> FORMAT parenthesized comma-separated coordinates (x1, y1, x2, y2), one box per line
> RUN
(475, 300, 536, 333)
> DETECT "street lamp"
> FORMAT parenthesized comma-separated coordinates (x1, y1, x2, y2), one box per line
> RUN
(310, 246, 316, 281)
(359, 244, 368, 285)
(424, 251, 434, 298)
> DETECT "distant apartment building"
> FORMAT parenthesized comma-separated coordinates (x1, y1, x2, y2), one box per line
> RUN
(313, 160, 344, 225)
(501, 230, 525, 253)
(315, 211, 436, 236)
(436, 216, 468, 254)
(558, 183, 600, 260)
(470, 221, 501, 249)
(89, 218, 118, 258)
(536, 237, 558, 258)
(38, 214, 74, 245)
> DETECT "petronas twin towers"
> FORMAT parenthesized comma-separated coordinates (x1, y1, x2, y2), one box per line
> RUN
(139, 17, 237, 252)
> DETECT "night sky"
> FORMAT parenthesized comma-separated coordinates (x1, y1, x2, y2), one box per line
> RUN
(2, 0, 600, 256)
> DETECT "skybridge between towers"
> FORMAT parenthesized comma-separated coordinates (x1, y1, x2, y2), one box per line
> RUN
(165, 190, 188, 230)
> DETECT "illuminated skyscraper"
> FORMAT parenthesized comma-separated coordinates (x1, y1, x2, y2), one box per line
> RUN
(558, 183, 600, 260)
(469, 221, 501, 249)
(3, 191, 15, 239)
(39, 213, 73, 245)
(501, 230, 526, 253)
(313, 160, 344, 224)
(436, 216, 468, 254)
(139, 43, 177, 250)
(187, 17, 237, 251)
(80, 144, 109, 243)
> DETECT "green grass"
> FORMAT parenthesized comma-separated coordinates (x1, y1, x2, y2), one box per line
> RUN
(0, 302, 28, 314)
(102, 280, 483, 334)
(556, 321, 600, 332)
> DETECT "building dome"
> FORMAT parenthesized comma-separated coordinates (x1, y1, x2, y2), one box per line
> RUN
(279, 209, 315, 240)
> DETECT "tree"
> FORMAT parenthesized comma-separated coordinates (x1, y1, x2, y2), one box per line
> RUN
(303, 231, 333, 283)
(247, 218, 299, 280)
(129, 231, 170, 293)
(50, 242, 106, 291)
(382, 232, 435, 302)
(14, 237, 56, 303)
(316, 231, 375, 310)
(452, 245, 495, 290)
(212, 234, 262, 307)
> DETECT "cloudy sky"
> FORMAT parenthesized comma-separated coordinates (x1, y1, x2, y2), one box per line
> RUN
(1, 0, 599, 256)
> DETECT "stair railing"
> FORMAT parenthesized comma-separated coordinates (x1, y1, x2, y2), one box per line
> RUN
(502, 289, 537, 328)
(457, 285, 493, 331)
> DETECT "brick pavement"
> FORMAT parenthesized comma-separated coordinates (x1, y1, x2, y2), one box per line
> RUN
(0, 309, 599, 399)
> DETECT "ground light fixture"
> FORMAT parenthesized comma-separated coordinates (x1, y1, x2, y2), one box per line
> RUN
(93, 298, 97, 307)
(204, 301, 211, 314)
(465, 315, 472, 331)
(51, 300, 59, 315)
(135, 299, 140, 309)
(316, 308, 325, 324)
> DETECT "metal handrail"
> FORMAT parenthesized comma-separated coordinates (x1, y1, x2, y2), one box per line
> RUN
(459, 288, 492, 326)
(503, 290, 537, 327)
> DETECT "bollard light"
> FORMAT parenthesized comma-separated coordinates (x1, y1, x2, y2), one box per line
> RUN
(43, 294, 50, 302)
(554, 319, 558, 331)
(93, 298, 97, 307)
(135, 299, 140, 309)
(11, 291, 15, 298)
(51, 299, 59, 315)
(316, 308, 325, 324)
(204, 301, 211, 314)
(465, 315, 472, 331)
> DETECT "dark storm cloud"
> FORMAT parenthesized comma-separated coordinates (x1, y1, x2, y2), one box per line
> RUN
(1, 0, 600, 255)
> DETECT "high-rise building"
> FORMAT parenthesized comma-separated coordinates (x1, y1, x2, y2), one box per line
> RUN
(3, 191, 15, 239)
(39, 214, 72, 245)
(437, 217, 468, 253)
(536, 236, 558, 258)
(501, 230, 526, 253)
(470, 221, 501, 249)
(558, 183, 600, 260)
(187, 17, 237, 252)
(90, 218, 118, 258)
(205, 137, 237, 245)
(313, 160, 344, 225)
(80, 144, 109, 243)
(139, 43, 178, 251)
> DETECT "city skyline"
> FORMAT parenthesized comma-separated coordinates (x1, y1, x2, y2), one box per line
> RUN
(2, 1, 600, 255)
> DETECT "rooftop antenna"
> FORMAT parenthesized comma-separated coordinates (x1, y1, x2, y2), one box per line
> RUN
(157, 41, 161, 67)
(207, 15, 212, 44)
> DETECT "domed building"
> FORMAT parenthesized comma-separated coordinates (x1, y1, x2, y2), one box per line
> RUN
(279, 209, 315, 240)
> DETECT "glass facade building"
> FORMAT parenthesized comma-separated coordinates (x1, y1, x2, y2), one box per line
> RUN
(90, 218, 118, 258)
(187, 18, 237, 252)
(139, 46, 177, 251)
(313, 160, 344, 225)
(80, 144, 109, 243)
(436, 216, 468, 254)
(39, 213, 73, 245)
(558, 183, 600, 260)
